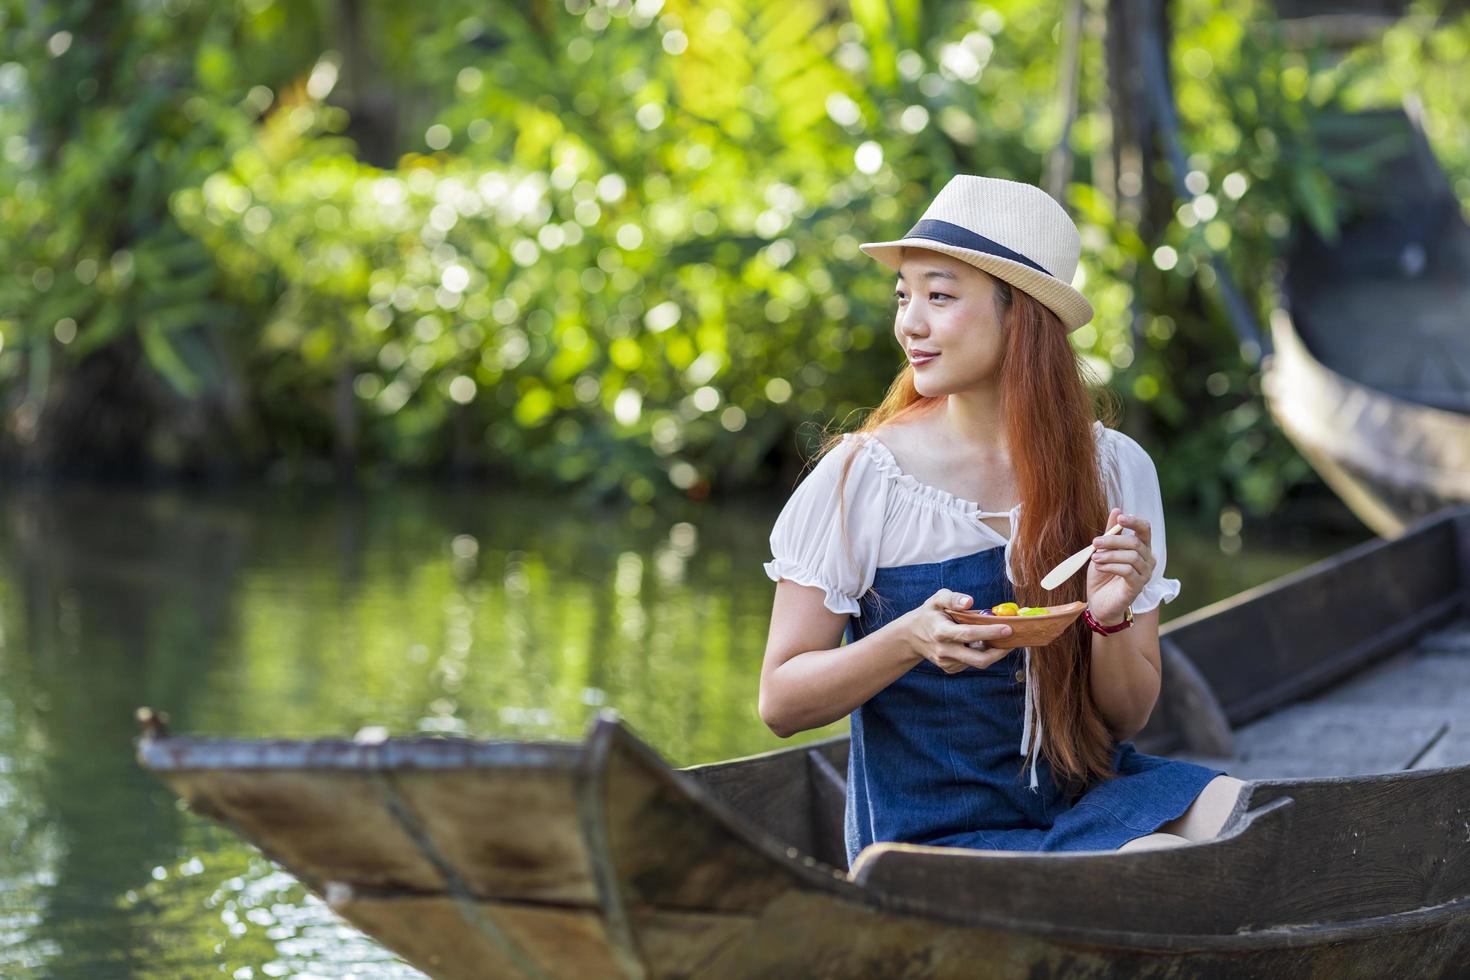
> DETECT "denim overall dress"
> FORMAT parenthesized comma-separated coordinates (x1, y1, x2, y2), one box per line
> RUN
(842, 543, 1225, 867)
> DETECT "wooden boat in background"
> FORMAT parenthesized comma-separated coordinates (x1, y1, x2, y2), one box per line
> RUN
(138, 506, 1470, 979)
(1262, 102, 1470, 538)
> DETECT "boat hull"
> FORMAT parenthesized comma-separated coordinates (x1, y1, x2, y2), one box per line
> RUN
(138, 722, 1470, 980)
(139, 708, 1470, 979)
(1263, 305, 1470, 538)
(1261, 105, 1470, 539)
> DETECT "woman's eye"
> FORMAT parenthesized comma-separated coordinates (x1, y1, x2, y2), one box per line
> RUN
(930, 292, 951, 302)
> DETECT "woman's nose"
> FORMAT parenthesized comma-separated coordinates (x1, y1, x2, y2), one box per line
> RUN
(897, 299, 927, 334)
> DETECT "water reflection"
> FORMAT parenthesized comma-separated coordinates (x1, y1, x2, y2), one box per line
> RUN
(0, 483, 1369, 976)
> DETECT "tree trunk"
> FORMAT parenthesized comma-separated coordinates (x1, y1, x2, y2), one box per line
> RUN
(1104, 0, 1178, 443)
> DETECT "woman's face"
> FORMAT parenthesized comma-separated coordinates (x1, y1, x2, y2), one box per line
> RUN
(893, 249, 1006, 395)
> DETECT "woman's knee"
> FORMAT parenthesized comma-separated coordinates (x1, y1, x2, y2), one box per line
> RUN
(1116, 831, 1190, 852)
(1159, 775, 1247, 841)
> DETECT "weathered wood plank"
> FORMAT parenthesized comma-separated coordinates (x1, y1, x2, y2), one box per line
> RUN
(325, 885, 1470, 980)
(597, 719, 854, 914)
(387, 769, 598, 903)
(1163, 510, 1463, 729)
(329, 892, 623, 980)
(693, 884, 1470, 979)
(1456, 510, 1470, 594)
(1135, 507, 1467, 755)
(144, 740, 602, 905)
(630, 908, 760, 980)
(1421, 619, 1470, 654)
(677, 737, 823, 859)
(1154, 636, 1235, 756)
(161, 769, 447, 892)
(1410, 727, 1470, 771)
(804, 749, 848, 870)
(1173, 614, 1470, 779)
(1175, 705, 1450, 779)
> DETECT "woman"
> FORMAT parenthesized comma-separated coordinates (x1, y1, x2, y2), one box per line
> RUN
(759, 174, 1243, 868)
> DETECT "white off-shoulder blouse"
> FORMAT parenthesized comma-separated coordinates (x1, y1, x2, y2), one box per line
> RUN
(763, 419, 1182, 618)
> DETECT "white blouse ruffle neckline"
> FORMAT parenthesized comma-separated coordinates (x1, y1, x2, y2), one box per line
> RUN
(855, 431, 1024, 521)
(851, 430, 1025, 590)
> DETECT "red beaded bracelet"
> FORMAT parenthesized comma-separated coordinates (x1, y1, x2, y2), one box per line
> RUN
(1083, 606, 1134, 635)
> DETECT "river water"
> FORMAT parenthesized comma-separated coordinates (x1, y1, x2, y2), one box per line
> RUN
(0, 482, 1371, 977)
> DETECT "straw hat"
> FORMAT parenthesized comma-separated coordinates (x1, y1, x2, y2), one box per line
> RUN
(859, 174, 1094, 332)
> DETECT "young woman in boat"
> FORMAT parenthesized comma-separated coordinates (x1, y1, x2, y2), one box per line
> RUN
(759, 174, 1245, 866)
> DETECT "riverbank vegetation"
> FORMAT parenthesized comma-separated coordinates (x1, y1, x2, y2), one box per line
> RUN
(2, 0, 1465, 525)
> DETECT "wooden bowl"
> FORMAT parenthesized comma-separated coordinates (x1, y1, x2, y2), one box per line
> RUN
(945, 600, 1087, 650)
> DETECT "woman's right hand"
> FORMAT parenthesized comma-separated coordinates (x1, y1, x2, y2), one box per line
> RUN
(902, 589, 1015, 674)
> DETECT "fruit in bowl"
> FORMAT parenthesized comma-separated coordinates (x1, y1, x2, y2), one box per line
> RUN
(946, 600, 1088, 650)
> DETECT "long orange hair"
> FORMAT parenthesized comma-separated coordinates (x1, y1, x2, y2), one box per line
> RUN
(810, 259, 1122, 794)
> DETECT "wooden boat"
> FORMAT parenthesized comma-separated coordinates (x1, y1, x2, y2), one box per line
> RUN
(137, 505, 1470, 979)
(1261, 103, 1470, 538)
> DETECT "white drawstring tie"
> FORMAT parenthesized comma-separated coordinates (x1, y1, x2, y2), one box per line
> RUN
(1020, 646, 1044, 791)
(997, 508, 1043, 791)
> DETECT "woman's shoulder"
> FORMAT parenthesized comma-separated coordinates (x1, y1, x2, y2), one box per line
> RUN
(810, 416, 925, 466)
(793, 423, 944, 518)
(1092, 423, 1168, 525)
(789, 428, 891, 498)
(871, 411, 934, 443)
(867, 412, 945, 464)
(871, 416, 1117, 472)
(851, 419, 938, 490)
(1093, 422, 1158, 474)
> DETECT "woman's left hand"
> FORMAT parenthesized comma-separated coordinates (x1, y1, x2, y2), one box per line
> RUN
(1085, 507, 1155, 624)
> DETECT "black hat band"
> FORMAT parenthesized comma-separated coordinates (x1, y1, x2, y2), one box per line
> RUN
(902, 218, 1055, 279)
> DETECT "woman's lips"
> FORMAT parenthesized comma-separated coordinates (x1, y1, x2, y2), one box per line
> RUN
(909, 352, 939, 366)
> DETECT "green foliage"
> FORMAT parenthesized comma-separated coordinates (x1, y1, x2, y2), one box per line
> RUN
(2, 0, 1466, 518)
(0, 0, 325, 465)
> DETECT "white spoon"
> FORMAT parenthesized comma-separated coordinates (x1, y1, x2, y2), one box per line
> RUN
(1040, 523, 1124, 591)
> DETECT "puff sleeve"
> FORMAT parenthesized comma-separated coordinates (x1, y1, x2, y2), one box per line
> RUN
(1101, 429, 1182, 614)
(763, 433, 889, 617)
